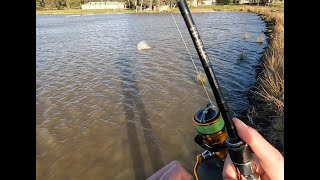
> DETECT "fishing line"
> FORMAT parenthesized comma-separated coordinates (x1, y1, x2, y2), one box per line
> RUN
(171, 13, 213, 104)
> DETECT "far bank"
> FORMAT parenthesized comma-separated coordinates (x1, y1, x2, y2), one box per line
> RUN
(36, 4, 283, 15)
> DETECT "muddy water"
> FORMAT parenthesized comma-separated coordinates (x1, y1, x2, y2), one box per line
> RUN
(36, 12, 267, 180)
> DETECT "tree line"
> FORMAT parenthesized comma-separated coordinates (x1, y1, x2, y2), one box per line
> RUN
(36, 0, 171, 10)
(36, 0, 278, 10)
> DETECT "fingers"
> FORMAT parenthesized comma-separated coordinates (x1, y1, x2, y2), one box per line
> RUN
(147, 160, 194, 180)
(223, 153, 272, 180)
(233, 118, 284, 180)
(146, 161, 178, 180)
(252, 154, 271, 180)
(223, 154, 238, 180)
(158, 160, 193, 180)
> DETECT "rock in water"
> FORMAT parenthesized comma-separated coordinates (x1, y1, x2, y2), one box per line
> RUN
(137, 41, 151, 50)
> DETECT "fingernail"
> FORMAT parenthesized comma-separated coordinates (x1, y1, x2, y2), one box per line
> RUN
(233, 118, 248, 128)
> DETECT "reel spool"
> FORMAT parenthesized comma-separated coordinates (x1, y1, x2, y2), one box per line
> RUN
(193, 103, 228, 161)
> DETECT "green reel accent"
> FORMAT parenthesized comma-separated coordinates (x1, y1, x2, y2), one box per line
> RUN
(195, 116, 225, 135)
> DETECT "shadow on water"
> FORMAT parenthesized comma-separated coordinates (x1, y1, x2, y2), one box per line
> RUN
(116, 57, 164, 179)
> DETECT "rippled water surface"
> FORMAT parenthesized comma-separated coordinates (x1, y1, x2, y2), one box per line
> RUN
(36, 12, 267, 180)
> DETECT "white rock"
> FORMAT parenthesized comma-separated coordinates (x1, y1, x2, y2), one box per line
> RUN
(137, 41, 151, 50)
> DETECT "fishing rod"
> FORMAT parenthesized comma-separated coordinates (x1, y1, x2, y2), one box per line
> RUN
(176, 0, 259, 179)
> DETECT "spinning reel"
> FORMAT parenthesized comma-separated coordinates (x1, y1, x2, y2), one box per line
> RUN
(193, 103, 228, 161)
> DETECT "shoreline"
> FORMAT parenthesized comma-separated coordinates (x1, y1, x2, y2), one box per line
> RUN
(243, 8, 284, 155)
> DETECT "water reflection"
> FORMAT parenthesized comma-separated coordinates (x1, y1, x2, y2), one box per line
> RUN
(117, 56, 164, 179)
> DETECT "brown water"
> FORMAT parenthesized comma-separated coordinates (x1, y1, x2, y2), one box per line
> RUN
(36, 12, 267, 180)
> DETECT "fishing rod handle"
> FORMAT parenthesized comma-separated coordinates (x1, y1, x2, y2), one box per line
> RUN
(225, 138, 260, 180)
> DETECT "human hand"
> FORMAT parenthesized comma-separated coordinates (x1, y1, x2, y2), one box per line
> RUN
(146, 160, 194, 180)
(223, 118, 284, 180)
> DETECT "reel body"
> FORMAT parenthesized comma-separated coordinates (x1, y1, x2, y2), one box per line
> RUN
(193, 103, 228, 161)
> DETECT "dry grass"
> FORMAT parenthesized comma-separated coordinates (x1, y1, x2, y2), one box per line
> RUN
(256, 10, 284, 114)
(257, 35, 265, 43)
(195, 72, 207, 84)
(249, 6, 284, 153)
(243, 32, 249, 40)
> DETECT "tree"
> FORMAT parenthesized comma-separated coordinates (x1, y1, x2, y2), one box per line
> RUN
(69, 0, 81, 8)
(156, 0, 159, 10)
(140, 0, 144, 11)
(135, 0, 137, 12)
(149, 0, 153, 9)
(36, 0, 45, 9)
(55, 0, 66, 9)
(43, 0, 56, 8)
(66, 0, 70, 8)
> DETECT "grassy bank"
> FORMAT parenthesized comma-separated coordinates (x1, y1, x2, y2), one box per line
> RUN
(247, 6, 284, 155)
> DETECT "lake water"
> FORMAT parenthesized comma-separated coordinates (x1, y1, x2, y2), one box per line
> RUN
(36, 12, 267, 180)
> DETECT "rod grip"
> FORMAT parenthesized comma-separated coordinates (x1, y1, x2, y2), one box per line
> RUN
(226, 139, 257, 177)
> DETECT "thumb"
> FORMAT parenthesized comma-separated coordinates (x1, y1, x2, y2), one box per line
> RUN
(233, 118, 284, 180)
(222, 154, 238, 180)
